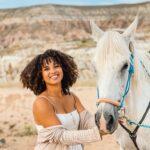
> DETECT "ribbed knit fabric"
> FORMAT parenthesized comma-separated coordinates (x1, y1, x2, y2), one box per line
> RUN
(34, 110, 101, 150)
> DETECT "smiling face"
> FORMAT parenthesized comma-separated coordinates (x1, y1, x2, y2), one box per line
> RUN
(42, 59, 63, 86)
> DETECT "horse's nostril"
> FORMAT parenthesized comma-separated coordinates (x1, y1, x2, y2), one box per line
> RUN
(108, 115, 114, 125)
(107, 115, 114, 131)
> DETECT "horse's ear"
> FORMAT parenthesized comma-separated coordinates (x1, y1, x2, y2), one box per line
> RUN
(123, 16, 138, 41)
(90, 21, 104, 42)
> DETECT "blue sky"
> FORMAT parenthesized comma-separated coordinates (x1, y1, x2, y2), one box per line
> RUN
(0, 0, 148, 9)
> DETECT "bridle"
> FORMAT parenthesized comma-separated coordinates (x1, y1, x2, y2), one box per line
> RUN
(96, 53, 150, 150)
(96, 53, 134, 107)
(119, 102, 150, 150)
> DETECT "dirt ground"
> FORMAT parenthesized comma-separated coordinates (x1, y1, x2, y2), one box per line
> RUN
(0, 87, 120, 150)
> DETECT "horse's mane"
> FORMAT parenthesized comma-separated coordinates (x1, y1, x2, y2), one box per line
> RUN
(134, 48, 150, 96)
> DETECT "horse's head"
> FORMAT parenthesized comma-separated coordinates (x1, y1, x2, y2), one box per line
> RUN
(91, 16, 138, 134)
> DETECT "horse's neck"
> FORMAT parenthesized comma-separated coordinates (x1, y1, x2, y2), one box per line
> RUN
(126, 51, 150, 122)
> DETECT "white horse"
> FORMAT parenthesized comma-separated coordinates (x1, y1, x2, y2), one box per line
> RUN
(91, 17, 150, 150)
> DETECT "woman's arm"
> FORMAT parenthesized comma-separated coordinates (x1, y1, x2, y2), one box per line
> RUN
(37, 125, 101, 145)
(71, 92, 97, 129)
(33, 97, 61, 127)
(33, 97, 101, 145)
(71, 92, 85, 113)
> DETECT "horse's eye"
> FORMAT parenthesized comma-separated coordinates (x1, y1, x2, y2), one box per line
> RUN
(121, 63, 128, 72)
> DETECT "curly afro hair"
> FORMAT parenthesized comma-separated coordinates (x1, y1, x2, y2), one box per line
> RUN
(20, 49, 78, 95)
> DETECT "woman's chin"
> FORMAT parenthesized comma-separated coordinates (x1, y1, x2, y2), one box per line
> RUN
(47, 80, 62, 85)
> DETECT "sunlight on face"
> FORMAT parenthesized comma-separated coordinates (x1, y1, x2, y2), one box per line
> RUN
(42, 59, 63, 86)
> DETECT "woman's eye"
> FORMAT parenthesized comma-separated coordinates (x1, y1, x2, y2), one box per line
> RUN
(44, 67, 49, 71)
(121, 63, 128, 72)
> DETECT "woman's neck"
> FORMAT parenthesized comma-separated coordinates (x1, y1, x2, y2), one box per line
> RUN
(46, 84, 63, 97)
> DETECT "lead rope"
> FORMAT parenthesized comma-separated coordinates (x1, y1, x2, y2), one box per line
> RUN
(119, 101, 150, 150)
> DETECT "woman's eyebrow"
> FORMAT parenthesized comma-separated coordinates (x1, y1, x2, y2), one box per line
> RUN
(42, 64, 49, 68)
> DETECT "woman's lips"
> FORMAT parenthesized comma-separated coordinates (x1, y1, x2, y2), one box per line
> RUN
(49, 74, 58, 80)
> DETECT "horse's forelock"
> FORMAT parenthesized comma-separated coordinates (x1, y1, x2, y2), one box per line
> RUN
(95, 31, 130, 68)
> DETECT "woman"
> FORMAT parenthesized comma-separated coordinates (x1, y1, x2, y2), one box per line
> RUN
(20, 49, 103, 150)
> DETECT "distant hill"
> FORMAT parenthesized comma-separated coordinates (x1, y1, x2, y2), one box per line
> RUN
(0, 2, 149, 55)
(0, 2, 149, 86)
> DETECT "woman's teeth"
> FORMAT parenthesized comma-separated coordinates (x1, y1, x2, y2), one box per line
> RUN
(50, 75, 58, 79)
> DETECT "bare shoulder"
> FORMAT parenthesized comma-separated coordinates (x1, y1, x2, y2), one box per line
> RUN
(33, 97, 54, 115)
(70, 92, 79, 99)
(70, 92, 85, 112)
(32, 96, 61, 127)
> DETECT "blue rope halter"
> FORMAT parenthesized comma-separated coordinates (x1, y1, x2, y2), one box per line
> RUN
(140, 60, 150, 77)
(96, 52, 150, 129)
(120, 53, 134, 108)
(96, 53, 134, 108)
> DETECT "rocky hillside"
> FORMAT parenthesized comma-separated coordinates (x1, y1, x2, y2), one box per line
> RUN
(0, 2, 149, 86)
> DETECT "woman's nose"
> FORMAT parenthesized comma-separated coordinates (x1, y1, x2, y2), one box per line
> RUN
(49, 67, 56, 74)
